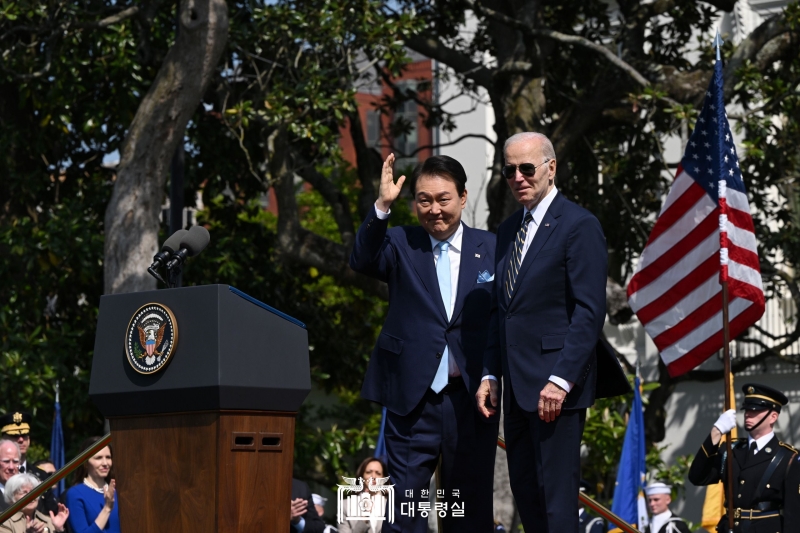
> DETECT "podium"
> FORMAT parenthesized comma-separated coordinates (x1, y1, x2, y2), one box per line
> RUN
(89, 285, 310, 532)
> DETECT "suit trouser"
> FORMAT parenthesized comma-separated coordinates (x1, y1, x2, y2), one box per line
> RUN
(384, 380, 499, 533)
(505, 388, 586, 533)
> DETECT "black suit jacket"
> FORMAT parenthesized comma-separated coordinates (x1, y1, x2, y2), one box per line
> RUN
(350, 210, 497, 416)
(291, 479, 325, 533)
(485, 193, 609, 411)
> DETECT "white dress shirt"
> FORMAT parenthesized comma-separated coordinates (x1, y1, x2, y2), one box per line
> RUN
(374, 203, 462, 377)
(482, 188, 573, 393)
(748, 431, 775, 453)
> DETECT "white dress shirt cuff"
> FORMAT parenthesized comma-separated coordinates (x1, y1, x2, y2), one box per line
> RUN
(374, 203, 390, 219)
(548, 375, 574, 393)
(292, 517, 305, 532)
(481, 375, 498, 382)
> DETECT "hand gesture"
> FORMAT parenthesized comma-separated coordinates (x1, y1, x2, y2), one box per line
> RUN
(50, 502, 70, 531)
(476, 379, 499, 418)
(539, 381, 567, 422)
(290, 498, 308, 524)
(24, 515, 45, 533)
(103, 479, 116, 511)
(376, 153, 406, 213)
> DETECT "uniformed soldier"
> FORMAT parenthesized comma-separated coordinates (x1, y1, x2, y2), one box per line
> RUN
(688, 383, 798, 532)
(643, 482, 690, 533)
(578, 480, 604, 533)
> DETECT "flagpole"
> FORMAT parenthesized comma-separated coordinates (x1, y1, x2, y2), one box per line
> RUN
(713, 30, 736, 533)
(721, 282, 735, 533)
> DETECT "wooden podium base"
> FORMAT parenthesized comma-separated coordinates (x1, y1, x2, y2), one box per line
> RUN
(110, 411, 295, 533)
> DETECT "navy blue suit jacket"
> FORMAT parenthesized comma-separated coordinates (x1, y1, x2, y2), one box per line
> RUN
(484, 192, 608, 412)
(350, 207, 497, 417)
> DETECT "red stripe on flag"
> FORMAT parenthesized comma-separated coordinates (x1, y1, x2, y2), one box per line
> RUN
(728, 277, 766, 308)
(627, 210, 718, 295)
(635, 254, 720, 325)
(728, 243, 760, 271)
(727, 207, 756, 232)
(652, 292, 722, 349)
(665, 304, 765, 377)
(643, 181, 707, 246)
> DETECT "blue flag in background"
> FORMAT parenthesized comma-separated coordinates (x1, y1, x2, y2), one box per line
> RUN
(609, 375, 648, 532)
(374, 406, 387, 463)
(50, 387, 65, 498)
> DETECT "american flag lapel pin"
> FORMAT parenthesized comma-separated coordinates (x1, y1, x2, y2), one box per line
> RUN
(475, 253, 481, 258)
(544, 223, 550, 227)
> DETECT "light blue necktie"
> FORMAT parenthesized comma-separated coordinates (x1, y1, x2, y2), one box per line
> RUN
(431, 241, 451, 393)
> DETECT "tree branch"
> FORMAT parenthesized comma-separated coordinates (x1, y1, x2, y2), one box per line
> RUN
(464, 0, 651, 88)
(404, 35, 494, 88)
(724, 12, 791, 100)
(294, 166, 356, 251)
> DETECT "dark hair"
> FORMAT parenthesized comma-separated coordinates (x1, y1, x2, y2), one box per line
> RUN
(355, 456, 388, 482)
(71, 436, 114, 486)
(410, 155, 467, 196)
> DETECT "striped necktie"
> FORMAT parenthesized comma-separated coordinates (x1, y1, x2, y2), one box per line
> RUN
(506, 212, 533, 299)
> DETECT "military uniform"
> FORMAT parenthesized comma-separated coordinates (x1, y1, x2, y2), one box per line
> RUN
(643, 514, 691, 533)
(579, 509, 604, 533)
(688, 384, 798, 533)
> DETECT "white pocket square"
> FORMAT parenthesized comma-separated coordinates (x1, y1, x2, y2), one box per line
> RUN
(477, 270, 494, 283)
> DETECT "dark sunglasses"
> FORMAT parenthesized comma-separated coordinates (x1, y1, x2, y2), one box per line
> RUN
(502, 159, 551, 179)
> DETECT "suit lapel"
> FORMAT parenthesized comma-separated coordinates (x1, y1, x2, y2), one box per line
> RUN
(405, 227, 448, 321)
(507, 192, 563, 307)
(450, 226, 484, 324)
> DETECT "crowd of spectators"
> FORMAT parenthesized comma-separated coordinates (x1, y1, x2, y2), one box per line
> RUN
(0, 412, 119, 533)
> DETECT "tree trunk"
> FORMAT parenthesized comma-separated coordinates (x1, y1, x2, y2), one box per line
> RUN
(103, 0, 229, 294)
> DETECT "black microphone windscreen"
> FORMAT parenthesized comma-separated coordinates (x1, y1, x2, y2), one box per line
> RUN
(179, 226, 211, 256)
(162, 229, 189, 253)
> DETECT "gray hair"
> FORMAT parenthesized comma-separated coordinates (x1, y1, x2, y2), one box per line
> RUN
(0, 439, 21, 457)
(3, 473, 39, 504)
(504, 132, 557, 161)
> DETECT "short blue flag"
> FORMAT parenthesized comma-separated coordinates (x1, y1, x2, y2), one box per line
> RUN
(609, 376, 648, 532)
(50, 391, 65, 498)
(374, 406, 388, 464)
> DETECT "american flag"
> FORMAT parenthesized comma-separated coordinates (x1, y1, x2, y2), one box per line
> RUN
(626, 59, 765, 377)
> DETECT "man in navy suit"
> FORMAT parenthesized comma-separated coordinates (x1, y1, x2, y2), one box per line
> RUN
(350, 153, 499, 533)
(476, 132, 608, 532)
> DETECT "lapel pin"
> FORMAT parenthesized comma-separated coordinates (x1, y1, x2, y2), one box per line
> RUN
(765, 447, 772, 453)
(545, 223, 550, 227)
(475, 254, 481, 258)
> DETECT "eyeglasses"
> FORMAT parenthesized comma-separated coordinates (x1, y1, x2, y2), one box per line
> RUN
(502, 159, 551, 180)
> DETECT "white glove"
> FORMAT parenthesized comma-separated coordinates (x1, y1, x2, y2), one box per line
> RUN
(713, 409, 737, 434)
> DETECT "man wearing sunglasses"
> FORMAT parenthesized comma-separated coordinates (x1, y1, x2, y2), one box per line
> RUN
(476, 132, 608, 532)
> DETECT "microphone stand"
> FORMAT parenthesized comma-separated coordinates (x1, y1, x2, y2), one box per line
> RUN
(166, 264, 182, 289)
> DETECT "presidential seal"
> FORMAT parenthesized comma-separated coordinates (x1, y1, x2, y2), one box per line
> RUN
(125, 303, 178, 374)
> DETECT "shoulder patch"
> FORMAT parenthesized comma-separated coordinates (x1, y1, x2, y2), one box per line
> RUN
(779, 442, 798, 454)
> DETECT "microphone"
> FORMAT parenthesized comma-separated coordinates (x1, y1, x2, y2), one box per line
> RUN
(165, 225, 211, 271)
(147, 229, 189, 284)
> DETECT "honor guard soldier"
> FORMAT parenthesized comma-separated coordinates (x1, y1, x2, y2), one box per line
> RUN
(688, 383, 798, 532)
(643, 482, 690, 533)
